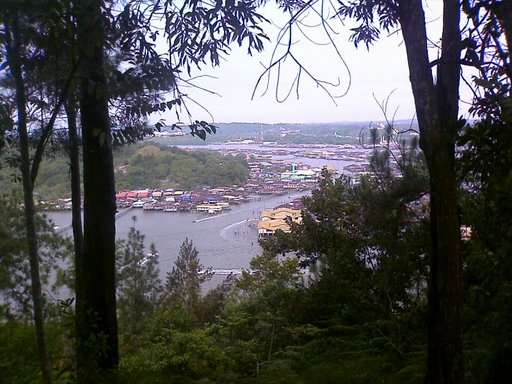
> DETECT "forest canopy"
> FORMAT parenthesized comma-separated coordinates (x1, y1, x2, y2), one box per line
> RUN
(0, 143, 250, 197)
(114, 143, 249, 190)
(1, 0, 511, 383)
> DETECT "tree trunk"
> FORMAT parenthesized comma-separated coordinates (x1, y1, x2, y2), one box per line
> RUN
(494, 2, 512, 72)
(64, 101, 84, 275)
(397, 1, 463, 383)
(75, 0, 118, 381)
(4, 10, 53, 384)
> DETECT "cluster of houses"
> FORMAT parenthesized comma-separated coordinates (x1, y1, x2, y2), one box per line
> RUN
(115, 187, 250, 214)
(44, 151, 340, 215)
(112, 159, 332, 215)
(244, 159, 336, 195)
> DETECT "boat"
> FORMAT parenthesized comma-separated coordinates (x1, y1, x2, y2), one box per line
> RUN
(216, 202, 231, 210)
(196, 204, 223, 213)
(131, 200, 145, 208)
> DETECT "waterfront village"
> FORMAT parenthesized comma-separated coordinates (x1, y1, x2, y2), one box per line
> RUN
(50, 144, 372, 237)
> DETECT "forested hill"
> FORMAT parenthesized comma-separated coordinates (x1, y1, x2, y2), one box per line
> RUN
(114, 143, 249, 190)
(0, 143, 249, 198)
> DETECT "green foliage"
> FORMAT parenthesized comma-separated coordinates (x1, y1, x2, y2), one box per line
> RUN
(165, 238, 213, 313)
(197, 273, 238, 325)
(269, 166, 429, 326)
(0, 95, 15, 153)
(34, 155, 73, 198)
(148, 303, 199, 335)
(458, 119, 512, 383)
(114, 143, 249, 190)
(219, 252, 308, 374)
(0, 319, 77, 384)
(120, 324, 235, 382)
(462, 1, 511, 123)
(103, 0, 270, 142)
(336, 0, 399, 48)
(0, 192, 73, 320)
(256, 142, 430, 382)
(116, 219, 163, 352)
(0, 142, 250, 195)
(0, 321, 41, 383)
(236, 251, 303, 294)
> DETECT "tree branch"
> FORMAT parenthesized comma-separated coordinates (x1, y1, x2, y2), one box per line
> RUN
(30, 58, 81, 185)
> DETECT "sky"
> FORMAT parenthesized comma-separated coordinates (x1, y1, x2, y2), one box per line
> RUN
(155, 0, 472, 125)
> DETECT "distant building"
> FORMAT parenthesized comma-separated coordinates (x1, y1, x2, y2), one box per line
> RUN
(257, 207, 302, 237)
(280, 169, 317, 181)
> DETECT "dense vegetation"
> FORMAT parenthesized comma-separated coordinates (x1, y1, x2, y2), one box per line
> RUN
(2, 124, 511, 382)
(1, 0, 510, 382)
(114, 143, 249, 190)
(0, 143, 250, 198)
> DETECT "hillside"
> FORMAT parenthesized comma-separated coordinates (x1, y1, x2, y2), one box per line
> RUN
(0, 143, 250, 199)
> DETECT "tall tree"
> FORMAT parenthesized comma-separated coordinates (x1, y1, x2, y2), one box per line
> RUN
(398, 3, 463, 383)
(322, 2, 464, 381)
(457, 3, 512, 379)
(74, 0, 119, 380)
(117, 221, 162, 352)
(72, 0, 270, 378)
(2, 3, 67, 381)
(262, 0, 507, 381)
(165, 238, 212, 313)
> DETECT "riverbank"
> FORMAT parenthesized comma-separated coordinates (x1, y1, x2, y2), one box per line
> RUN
(48, 191, 309, 289)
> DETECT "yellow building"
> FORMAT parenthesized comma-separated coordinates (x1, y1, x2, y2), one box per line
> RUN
(257, 207, 302, 237)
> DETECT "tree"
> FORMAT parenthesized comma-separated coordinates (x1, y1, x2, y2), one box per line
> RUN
(231, 251, 304, 371)
(165, 238, 213, 313)
(458, 119, 512, 382)
(304, 2, 466, 381)
(1, 3, 72, 381)
(462, 0, 511, 122)
(269, 155, 429, 319)
(0, 192, 72, 320)
(116, 220, 162, 352)
(72, 0, 272, 377)
(4, 0, 270, 375)
(72, 1, 119, 380)
(252, 2, 466, 375)
(455, 4, 512, 377)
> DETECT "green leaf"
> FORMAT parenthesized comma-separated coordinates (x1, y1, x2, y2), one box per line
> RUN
(197, 129, 207, 141)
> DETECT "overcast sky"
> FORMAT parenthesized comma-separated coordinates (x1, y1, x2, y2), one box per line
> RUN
(156, 0, 472, 125)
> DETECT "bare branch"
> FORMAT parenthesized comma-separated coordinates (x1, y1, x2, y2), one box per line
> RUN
(252, 0, 351, 104)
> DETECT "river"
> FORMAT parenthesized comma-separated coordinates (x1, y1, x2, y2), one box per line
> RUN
(48, 191, 309, 289)
(48, 143, 369, 290)
(171, 143, 369, 174)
